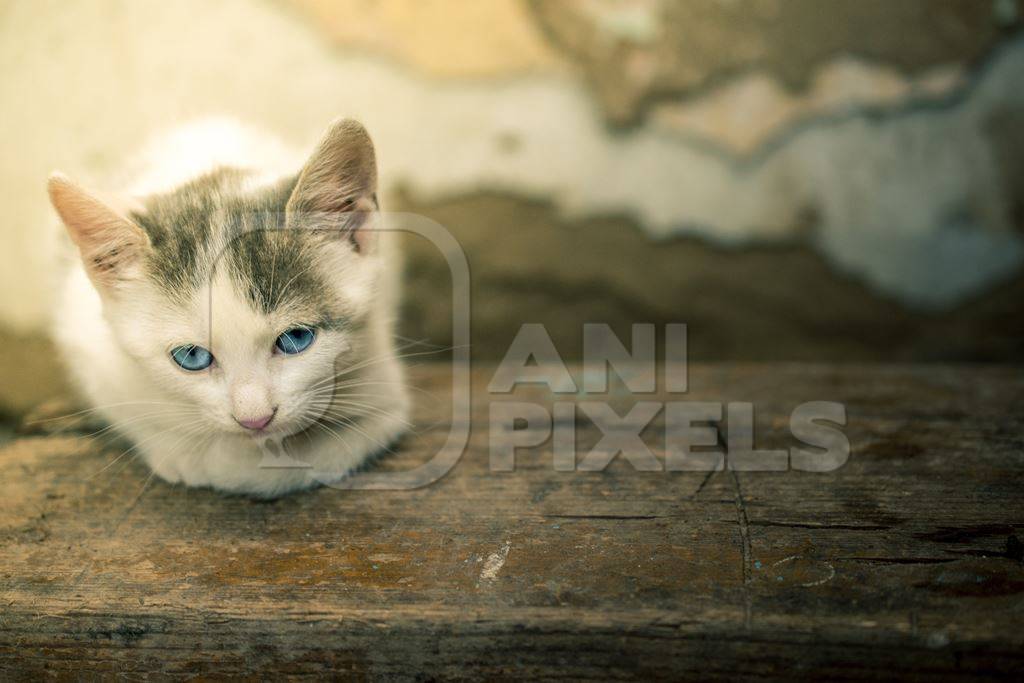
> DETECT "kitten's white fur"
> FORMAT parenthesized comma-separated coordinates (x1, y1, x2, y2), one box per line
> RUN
(52, 119, 409, 498)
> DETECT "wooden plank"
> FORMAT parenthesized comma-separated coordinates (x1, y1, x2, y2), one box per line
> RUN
(1, 364, 1022, 679)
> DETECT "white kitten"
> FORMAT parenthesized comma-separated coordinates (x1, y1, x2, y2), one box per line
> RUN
(49, 118, 409, 498)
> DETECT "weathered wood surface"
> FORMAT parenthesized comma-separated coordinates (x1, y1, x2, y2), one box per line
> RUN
(1, 364, 1022, 680)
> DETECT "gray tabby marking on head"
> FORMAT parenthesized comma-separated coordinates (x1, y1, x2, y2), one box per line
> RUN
(130, 168, 327, 313)
(225, 213, 326, 316)
(129, 118, 377, 316)
(131, 167, 246, 296)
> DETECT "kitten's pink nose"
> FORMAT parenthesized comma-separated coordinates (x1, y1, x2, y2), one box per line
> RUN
(236, 411, 275, 431)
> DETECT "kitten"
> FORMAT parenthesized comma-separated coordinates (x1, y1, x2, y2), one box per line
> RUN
(48, 118, 410, 498)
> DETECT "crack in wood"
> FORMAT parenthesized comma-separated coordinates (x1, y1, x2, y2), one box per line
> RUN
(915, 524, 1021, 543)
(71, 482, 153, 589)
(715, 421, 754, 630)
(728, 468, 753, 631)
(747, 521, 894, 531)
(835, 557, 956, 565)
(543, 514, 666, 521)
(689, 469, 716, 500)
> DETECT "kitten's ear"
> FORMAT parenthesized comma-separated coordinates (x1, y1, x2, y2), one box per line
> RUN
(48, 173, 151, 287)
(286, 118, 378, 252)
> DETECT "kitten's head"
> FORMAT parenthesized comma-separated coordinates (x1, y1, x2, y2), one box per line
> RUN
(49, 119, 384, 437)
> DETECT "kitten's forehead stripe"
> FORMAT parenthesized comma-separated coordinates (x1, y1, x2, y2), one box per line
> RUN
(130, 167, 330, 313)
(227, 226, 326, 315)
(132, 167, 244, 294)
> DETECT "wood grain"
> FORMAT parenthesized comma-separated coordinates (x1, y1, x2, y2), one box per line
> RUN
(1, 364, 1022, 680)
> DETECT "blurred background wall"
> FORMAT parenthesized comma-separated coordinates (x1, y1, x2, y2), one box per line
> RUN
(0, 0, 1022, 415)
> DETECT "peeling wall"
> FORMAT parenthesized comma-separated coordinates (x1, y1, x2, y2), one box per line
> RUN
(529, 0, 1022, 124)
(0, 0, 1021, 381)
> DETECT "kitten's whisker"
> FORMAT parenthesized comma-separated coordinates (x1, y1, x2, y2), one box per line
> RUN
(305, 392, 413, 419)
(132, 424, 212, 501)
(315, 413, 395, 455)
(328, 411, 421, 437)
(317, 400, 418, 434)
(320, 378, 433, 398)
(315, 413, 399, 466)
(81, 408, 204, 444)
(312, 342, 462, 388)
(27, 399, 199, 425)
(310, 399, 416, 429)
(89, 418, 208, 481)
(90, 424, 178, 480)
(391, 334, 453, 351)
(310, 420, 356, 460)
(311, 417, 349, 450)
(76, 408, 204, 451)
(339, 344, 461, 373)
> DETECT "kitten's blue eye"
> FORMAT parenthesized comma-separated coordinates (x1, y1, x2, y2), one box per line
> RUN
(170, 344, 214, 371)
(276, 327, 316, 355)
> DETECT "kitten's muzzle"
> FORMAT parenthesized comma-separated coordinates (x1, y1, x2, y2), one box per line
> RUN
(235, 409, 277, 432)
